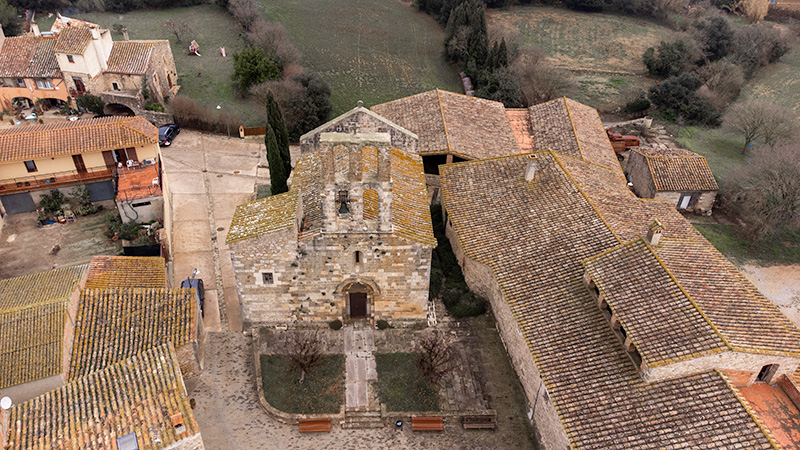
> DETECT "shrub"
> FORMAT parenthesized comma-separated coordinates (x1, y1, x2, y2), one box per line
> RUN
(170, 95, 243, 134)
(76, 94, 105, 115)
(698, 60, 744, 108)
(449, 292, 487, 318)
(429, 264, 444, 300)
(376, 319, 390, 330)
(232, 46, 280, 94)
(731, 23, 795, 79)
(692, 16, 733, 62)
(564, 0, 604, 12)
(39, 190, 66, 213)
(624, 93, 651, 115)
(328, 319, 343, 330)
(649, 73, 720, 126)
(443, 286, 465, 308)
(144, 102, 164, 112)
(643, 39, 699, 79)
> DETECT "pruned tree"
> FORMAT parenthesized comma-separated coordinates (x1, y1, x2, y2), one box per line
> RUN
(722, 101, 798, 153)
(266, 124, 288, 195)
(722, 145, 800, 240)
(692, 15, 733, 62)
(162, 20, 189, 44)
(284, 331, 324, 383)
(416, 330, 455, 385)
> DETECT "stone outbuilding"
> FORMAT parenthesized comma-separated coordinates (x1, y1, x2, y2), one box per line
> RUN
(626, 147, 718, 214)
(227, 104, 436, 328)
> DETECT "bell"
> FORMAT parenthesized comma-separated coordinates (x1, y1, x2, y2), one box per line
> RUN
(338, 201, 350, 215)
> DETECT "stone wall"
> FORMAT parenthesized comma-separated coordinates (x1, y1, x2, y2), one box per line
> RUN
(446, 221, 571, 450)
(230, 229, 431, 327)
(653, 190, 716, 214)
(165, 432, 205, 450)
(644, 351, 799, 384)
(626, 151, 656, 198)
(301, 110, 417, 155)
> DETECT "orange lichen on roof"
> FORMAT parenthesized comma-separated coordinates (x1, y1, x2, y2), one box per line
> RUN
(116, 164, 163, 201)
(106, 40, 166, 74)
(7, 344, 201, 450)
(505, 109, 535, 153)
(86, 255, 166, 289)
(0, 116, 158, 162)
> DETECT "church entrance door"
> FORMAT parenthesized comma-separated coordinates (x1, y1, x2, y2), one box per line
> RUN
(350, 292, 368, 318)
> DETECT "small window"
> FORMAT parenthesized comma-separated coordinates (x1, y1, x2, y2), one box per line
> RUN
(112, 82, 120, 91)
(16, 78, 25, 88)
(355, 251, 361, 264)
(131, 201, 151, 208)
(262, 272, 274, 284)
(24, 160, 37, 173)
(35, 79, 53, 89)
(67, 55, 75, 63)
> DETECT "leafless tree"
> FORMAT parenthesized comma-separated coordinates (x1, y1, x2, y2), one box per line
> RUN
(511, 49, 575, 106)
(228, 0, 261, 30)
(723, 101, 798, 153)
(162, 20, 189, 44)
(247, 20, 302, 69)
(284, 331, 324, 383)
(722, 145, 800, 240)
(697, 60, 744, 108)
(736, 0, 769, 23)
(416, 330, 455, 386)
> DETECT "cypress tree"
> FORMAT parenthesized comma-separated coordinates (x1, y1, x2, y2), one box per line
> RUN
(266, 123, 288, 196)
(266, 91, 291, 175)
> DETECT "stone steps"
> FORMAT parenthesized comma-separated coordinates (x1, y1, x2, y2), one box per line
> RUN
(342, 409, 384, 429)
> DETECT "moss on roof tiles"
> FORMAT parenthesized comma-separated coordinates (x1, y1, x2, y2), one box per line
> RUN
(226, 189, 299, 243)
(86, 255, 166, 289)
(633, 147, 719, 192)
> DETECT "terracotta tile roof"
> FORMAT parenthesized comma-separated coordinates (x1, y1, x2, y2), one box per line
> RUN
(505, 109, 535, 153)
(106, 40, 165, 74)
(439, 153, 779, 448)
(633, 147, 719, 192)
(49, 14, 101, 33)
(0, 116, 158, 163)
(584, 238, 727, 366)
(226, 190, 299, 243)
(0, 266, 87, 389)
(371, 89, 520, 159)
(228, 146, 436, 246)
(69, 288, 197, 380)
(7, 344, 201, 450)
(86, 255, 166, 289)
(0, 35, 60, 78)
(52, 26, 93, 54)
(116, 164, 163, 201)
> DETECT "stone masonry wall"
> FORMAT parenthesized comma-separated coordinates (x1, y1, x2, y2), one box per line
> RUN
(644, 351, 799, 384)
(626, 151, 656, 199)
(231, 229, 431, 327)
(301, 111, 417, 155)
(165, 432, 205, 450)
(446, 221, 571, 450)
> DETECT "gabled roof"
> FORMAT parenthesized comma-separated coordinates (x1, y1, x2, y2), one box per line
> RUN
(85, 255, 166, 289)
(632, 147, 719, 192)
(301, 103, 417, 143)
(106, 40, 166, 74)
(52, 26, 93, 54)
(0, 116, 158, 162)
(227, 190, 299, 243)
(439, 152, 785, 448)
(371, 89, 519, 160)
(7, 344, 201, 450)
(69, 288, 198, 380)
(0, 35, 60, 78)
(0, 265, 87, 389)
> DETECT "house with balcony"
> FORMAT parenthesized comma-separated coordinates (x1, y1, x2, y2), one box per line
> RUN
(0, 116, 160, 215)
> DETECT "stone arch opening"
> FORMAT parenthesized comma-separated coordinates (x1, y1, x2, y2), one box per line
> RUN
(104, 103, 135, 116)
(337, 278, 380, 321)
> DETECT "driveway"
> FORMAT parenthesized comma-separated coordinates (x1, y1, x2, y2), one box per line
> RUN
(161, 131, 269, 332)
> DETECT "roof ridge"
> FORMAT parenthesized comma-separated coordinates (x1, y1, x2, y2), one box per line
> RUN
(562, 97, 584, 160)
(436, 89, 453, 155)
(119, 117, 156, 141)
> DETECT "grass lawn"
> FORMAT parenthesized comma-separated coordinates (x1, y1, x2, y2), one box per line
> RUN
(694, 224, 800, 265)
(258, 0, 462, 116)
(740, 41, 800, 115)
(260, 354, 344, 414)
(673, 125, 746, 181)
(73, 5, 265, 125)
(374, 353, 439, 412)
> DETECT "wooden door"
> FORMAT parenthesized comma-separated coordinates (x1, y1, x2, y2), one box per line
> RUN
(350, 293, 367, 318)
(102, 151, 115, 170)
(72, 154, 86, 173)
(126, 147, 138, 162)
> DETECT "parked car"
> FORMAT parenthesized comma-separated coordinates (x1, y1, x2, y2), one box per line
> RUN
(159, 124, 180, 146)
(181, 277, 205, 317)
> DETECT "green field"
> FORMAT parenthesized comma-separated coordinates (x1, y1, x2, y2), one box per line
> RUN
(260, 354, 345, 414)
(259, 0, 462, 116)
(674, 126, 746, 181)
(73, 5, 263, 125)
(740, 43, 800, 115)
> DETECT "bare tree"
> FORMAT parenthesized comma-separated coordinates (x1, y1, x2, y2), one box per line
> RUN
(722, 101, 798, 153)
(162, 20, 189, 44)
(722, 145, 800, 240)
(416, 330, 455, 385)
(284, 331, 324, 383)
(247, 20, 302, 69)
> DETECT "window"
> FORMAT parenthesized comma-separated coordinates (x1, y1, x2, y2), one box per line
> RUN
(355, 251, 361, 264)
(262, 272, 274, 284)
(35, 79, 54, 89)
(73, 77, 86, 93)
(67, 55, 75, 63)
(16, 78, 25, 88)
(24, 160, 37, 173)
(337, 190, 350, 215)
(132, 201, 151, 208)
(757, 364, 778, 383)
(112, 82, 120, 91)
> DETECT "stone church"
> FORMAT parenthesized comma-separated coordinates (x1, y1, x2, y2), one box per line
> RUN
(226, 104, 436, 327)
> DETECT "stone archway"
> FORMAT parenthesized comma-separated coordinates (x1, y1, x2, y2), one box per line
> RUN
(104, 103, 135, 116)
(336, 278, 380, 322)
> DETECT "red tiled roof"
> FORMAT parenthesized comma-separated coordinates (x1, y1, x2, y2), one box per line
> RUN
(106, 40, 166, 75)
(116, 164, 163, 201)
(0, 35, 61, 78)
(0, 116, 158, 162)
(633, 147, 719, 192)
(53, 26, 93, 54)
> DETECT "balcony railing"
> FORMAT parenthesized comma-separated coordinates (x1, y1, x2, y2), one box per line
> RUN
(0, 167, 114, 194)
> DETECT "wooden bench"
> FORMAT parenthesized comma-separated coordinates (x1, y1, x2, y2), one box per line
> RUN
(298, 418, 331, 433)
(411, 416, 444, 431)
(462, 415, 496, 429)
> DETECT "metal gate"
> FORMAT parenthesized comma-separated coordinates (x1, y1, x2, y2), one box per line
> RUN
(87, 181, 115, 202)
(1, 192, 36, 214)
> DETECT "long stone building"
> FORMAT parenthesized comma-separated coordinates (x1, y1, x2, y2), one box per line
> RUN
(227, 104, 436, 327)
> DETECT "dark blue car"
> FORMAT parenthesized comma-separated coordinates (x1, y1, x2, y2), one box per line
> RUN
(181, 278, 204, 317)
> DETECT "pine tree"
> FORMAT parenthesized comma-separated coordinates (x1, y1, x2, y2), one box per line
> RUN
(266, 124, 288, 195)
(266, 91, 291, 175)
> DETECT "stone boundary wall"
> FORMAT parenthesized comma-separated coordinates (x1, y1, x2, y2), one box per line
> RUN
(644, 350, 799, 384)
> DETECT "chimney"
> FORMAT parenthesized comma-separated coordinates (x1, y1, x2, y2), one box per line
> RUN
(646, 220, 664, 246)
(0, 396, 12, 449)
(524, 154, 538, 182)
(0, 25, 5, 53)
(90, 27, 100, 40)
(30, 22, 40, 36)
(122, 28, 129, 41)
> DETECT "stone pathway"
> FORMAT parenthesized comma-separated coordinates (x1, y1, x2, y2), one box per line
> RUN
(344, 325, 378, 409)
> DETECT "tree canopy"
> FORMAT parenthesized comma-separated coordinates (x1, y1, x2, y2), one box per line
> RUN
(266, 90, 291, 176)
(232, 46, 280, 94)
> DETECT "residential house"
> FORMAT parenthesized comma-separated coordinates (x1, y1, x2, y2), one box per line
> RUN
(0, 116, 160, 215)
(440, 143, 800, 448)
(227, 104, 436, 327)
(0, 25, 69, 112)
(116, 163, 163, 223)
(1, 344, 205, 450)
(0, 265, 87, 403)
(626, 147, 719, 214)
